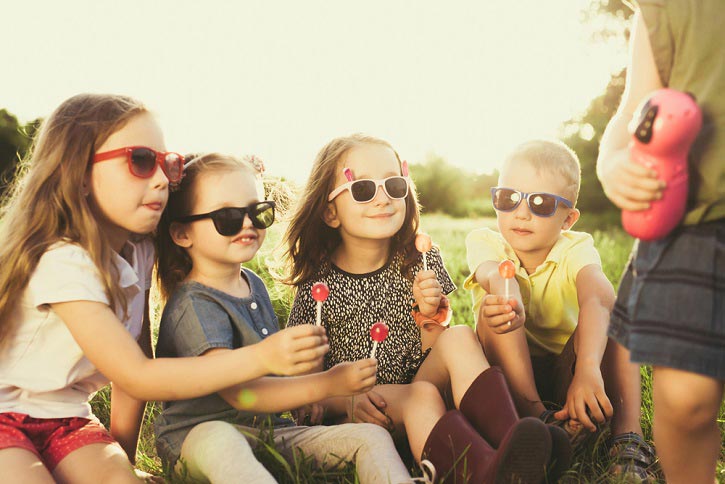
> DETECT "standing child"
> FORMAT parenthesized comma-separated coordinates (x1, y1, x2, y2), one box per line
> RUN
(284, 134, 562, 484)
(0, 94, 327, 483)
(597, 1, 725, 482)
(154, 152, 413, 484)
(464, 139, 654, 480)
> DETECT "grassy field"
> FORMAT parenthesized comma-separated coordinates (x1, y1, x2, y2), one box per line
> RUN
(91, 214, 724, 483)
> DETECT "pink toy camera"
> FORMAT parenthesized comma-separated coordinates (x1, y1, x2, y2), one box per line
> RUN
(622, 88, 702, 241)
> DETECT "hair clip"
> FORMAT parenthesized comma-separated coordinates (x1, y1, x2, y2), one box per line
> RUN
(401, 160, 409, 177)
(343, 167, 354, 181)
(244, 154, 266, 175)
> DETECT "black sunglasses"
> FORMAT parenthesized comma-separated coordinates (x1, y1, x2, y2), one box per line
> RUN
(327, 176, 410, 203)
(176, 201, 276, 235)
(490, 187, 573, 217)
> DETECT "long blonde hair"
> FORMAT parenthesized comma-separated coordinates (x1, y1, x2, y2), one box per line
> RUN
(0, 93, 147, 346)
(282, 134, 420, 286)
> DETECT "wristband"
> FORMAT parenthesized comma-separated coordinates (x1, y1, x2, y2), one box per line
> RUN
(411, 295, 452, 328)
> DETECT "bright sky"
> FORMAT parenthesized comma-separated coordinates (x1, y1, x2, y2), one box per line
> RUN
(3, 1, 626, 182)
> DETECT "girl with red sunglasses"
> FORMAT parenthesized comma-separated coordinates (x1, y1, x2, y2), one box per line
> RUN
(0, 94, 327, 483)
(283, 133, 556, 483)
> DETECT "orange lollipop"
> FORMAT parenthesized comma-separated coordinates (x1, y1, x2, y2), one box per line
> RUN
(498, 260, 516, 301)
(415, 233, 432, 271)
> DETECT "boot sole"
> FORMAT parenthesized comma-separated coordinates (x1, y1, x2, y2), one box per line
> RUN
(493, 417, 551, 484)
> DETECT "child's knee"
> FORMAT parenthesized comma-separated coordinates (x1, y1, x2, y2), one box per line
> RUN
(407, 380, 441, 403)
(655, 386, 719, 431)
(182, 420, 252, 454)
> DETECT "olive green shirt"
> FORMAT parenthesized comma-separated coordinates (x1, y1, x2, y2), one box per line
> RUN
(639, 0, 725, 223)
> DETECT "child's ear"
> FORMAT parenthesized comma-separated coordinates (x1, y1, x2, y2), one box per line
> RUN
(322, 203, 341, 228)
(169, 222, 193, 248)
(562, 208, 580, 231)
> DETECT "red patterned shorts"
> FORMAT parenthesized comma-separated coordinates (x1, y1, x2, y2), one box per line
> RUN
(0, 412, 119, 470)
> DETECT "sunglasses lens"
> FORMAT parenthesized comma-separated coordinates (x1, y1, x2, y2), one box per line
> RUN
(163, 153, 184, 183)
(213, 208, 245, 236)
(130, 148, 157, 177)
(529, 193, 558, 216)
(384, 177, 408, 199)
(250, 203, 275, 229)
(492, 188, 520, 211)
(350, 180, 377, 202)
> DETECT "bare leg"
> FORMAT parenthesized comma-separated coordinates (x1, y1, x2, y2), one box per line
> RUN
(0, 448, 55, 484)
(52, 442, 140, 484)
(652, 367, 723, 484)
(342, 382, 446, 461)
(414, 325, 491, 406)
(476, 317, 546, 417)
(601, 340, 643, 436)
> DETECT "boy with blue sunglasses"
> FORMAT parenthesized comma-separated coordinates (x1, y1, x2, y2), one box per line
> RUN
(464, 140, 654, 480)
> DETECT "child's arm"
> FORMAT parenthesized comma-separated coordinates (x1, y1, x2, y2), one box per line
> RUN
(554, 265, 616, 431)
(473, 261, 525, 336)
(203, 348, 377, 412)
(597, 10, 665, 211)
(51, 300, 328, 400)
(110, 291, 154, 463)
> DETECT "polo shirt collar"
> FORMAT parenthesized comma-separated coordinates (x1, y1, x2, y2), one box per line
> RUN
(114, 241, 140, 289)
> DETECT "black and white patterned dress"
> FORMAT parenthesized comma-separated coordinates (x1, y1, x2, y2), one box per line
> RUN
(287, 246, 455, 385)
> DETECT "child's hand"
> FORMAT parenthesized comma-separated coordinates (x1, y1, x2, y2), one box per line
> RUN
(413, 270, 442, 317)
(346, 390, 393, 430)
(134, 469, 165, 483)
(598, 148, 665, 211)
(327, 359, 378, 396)
(554, 365, 613, 432)
(480, 295, 525, 334)
(293, 403, 325, 426)
(256, 324, 328, 376)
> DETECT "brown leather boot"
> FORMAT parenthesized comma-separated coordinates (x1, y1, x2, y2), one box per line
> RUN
(422, 410, 551, 483)
(459, 366, 573, 481)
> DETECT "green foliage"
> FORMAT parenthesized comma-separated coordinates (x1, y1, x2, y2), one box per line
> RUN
(410, 155, 498, 218)
(0, 109, 39, 196)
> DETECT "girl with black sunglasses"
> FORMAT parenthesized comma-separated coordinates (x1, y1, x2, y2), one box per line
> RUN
(0, 95, 327, 483)
(154, 153, 413, 483)
(283, 134, 554, 483)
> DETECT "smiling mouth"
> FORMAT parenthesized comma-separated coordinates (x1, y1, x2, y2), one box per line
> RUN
(512, 228, 533, 235)
(233, 234, 257, 244)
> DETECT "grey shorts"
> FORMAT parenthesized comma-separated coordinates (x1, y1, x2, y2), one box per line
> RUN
(609, 219, 725, 380)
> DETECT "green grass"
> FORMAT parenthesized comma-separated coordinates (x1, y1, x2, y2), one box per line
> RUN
(90, 214, 724, 483)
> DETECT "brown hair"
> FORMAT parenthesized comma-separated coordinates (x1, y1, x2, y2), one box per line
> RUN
(282, 134, 420, 286)
(156, 153, 260, 302)
(0, 93, 147, 346)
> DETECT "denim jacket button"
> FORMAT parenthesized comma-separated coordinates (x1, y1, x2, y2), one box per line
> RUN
(261, 328, 269, 335)
(250, 302, 258, 310)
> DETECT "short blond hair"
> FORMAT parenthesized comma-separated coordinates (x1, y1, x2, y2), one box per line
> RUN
(502, 139, 581, 204)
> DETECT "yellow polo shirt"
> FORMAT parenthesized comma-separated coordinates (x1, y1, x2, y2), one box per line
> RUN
(463, 228, 601, 356)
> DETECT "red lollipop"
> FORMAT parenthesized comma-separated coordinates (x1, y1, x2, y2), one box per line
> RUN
(416, 233, 432, 271)
(312, 282, 329, 302)
(312, 282, 329, 326)
(369, 321, 389, 358)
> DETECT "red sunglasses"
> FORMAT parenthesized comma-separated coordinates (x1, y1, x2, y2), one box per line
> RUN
(92, 146, 185, 183)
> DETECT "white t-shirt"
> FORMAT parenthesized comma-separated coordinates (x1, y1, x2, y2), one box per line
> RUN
(0, 237, 154, 418)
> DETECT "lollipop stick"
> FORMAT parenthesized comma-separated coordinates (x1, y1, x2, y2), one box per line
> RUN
(370, 341, 378, 359)
(504, 279, 509, 301)
(315, 302, 322, 326)
(422, 253, 428, 272)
